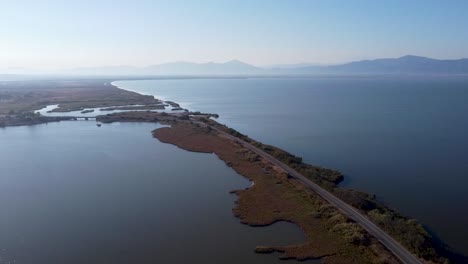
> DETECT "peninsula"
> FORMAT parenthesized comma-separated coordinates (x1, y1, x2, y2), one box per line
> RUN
(0, 79, 453, 263)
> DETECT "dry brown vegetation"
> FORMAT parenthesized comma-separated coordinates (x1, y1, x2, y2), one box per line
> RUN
(153, 122, 400, 263)
(0, 80, 161, 127)
(0, 111, 73, 127)
(96, 111, 179, 123)
(205, 119, 450, 264)
(0, 80, 158, 115)
(99, 104, 165, 111)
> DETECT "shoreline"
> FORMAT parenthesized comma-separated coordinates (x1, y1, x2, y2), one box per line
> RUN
(110, 78, 466, 262)
(152, 119, 395, 263)
(0, 78, 462, 263)
(153, 116, 451, 263)
(92, 109, 446, 262)
(111, 80, 195, 112)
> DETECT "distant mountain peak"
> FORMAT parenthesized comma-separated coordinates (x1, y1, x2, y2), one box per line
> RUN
(224, 59, 250, 65)
(397, 55, 430, 61)
(137, 59, 262, 75)
(399, 54, 422, 59)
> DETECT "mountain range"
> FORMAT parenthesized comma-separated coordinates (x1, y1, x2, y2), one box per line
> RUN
(4, 55, 468, 76)
(295, 55, 468, 75)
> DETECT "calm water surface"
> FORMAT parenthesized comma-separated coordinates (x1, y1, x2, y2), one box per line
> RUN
(115, 77, 468, 255)
(0, 121, 307, 264)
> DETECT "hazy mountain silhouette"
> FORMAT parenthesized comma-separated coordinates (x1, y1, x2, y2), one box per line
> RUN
(288, 55, 468, 75)
(143, 60, 263, 75)
(141, 55, 468, 75)
(5, 55, 468, 76)
(63, 66, 141, 75)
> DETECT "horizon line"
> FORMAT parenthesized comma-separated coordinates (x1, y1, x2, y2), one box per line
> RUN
(2, 54, 468, 73)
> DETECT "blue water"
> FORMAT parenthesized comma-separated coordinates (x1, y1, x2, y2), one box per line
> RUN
(0, 121, 306, 264)
(115, 77, 468, 255)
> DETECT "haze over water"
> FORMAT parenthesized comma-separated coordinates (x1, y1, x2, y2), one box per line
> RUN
(115, 77, 468, 255)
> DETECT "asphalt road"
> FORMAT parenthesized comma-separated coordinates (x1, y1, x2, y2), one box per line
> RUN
(208, 124, 423, 264)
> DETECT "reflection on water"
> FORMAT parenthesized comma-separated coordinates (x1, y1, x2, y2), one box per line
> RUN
(0, 121, 310, 264)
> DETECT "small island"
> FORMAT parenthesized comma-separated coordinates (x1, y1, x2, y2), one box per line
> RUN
(100, 104, 165, 111)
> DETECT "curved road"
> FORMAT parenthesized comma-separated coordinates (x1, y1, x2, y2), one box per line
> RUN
(206, 123, 423, 264)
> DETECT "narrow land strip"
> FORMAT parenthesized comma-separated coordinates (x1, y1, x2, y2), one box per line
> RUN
(152, 120, 400, 263)
(0, 80, 453, 263)
(207, 122, 423, 264)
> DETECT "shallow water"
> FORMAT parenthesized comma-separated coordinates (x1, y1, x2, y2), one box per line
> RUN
(0, 121, 308, 264)
(34, 102, 183, 118)
(115, 77, 468, 255)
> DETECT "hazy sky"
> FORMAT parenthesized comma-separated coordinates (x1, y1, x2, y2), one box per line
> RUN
(1, 0, 468, 69)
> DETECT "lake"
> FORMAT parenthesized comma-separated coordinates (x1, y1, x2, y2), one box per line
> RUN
(115, 77, 468, 255)
(0, 121, 306, 264)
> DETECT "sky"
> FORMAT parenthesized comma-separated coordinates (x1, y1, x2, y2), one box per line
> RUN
(1, 0, 468, 70)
